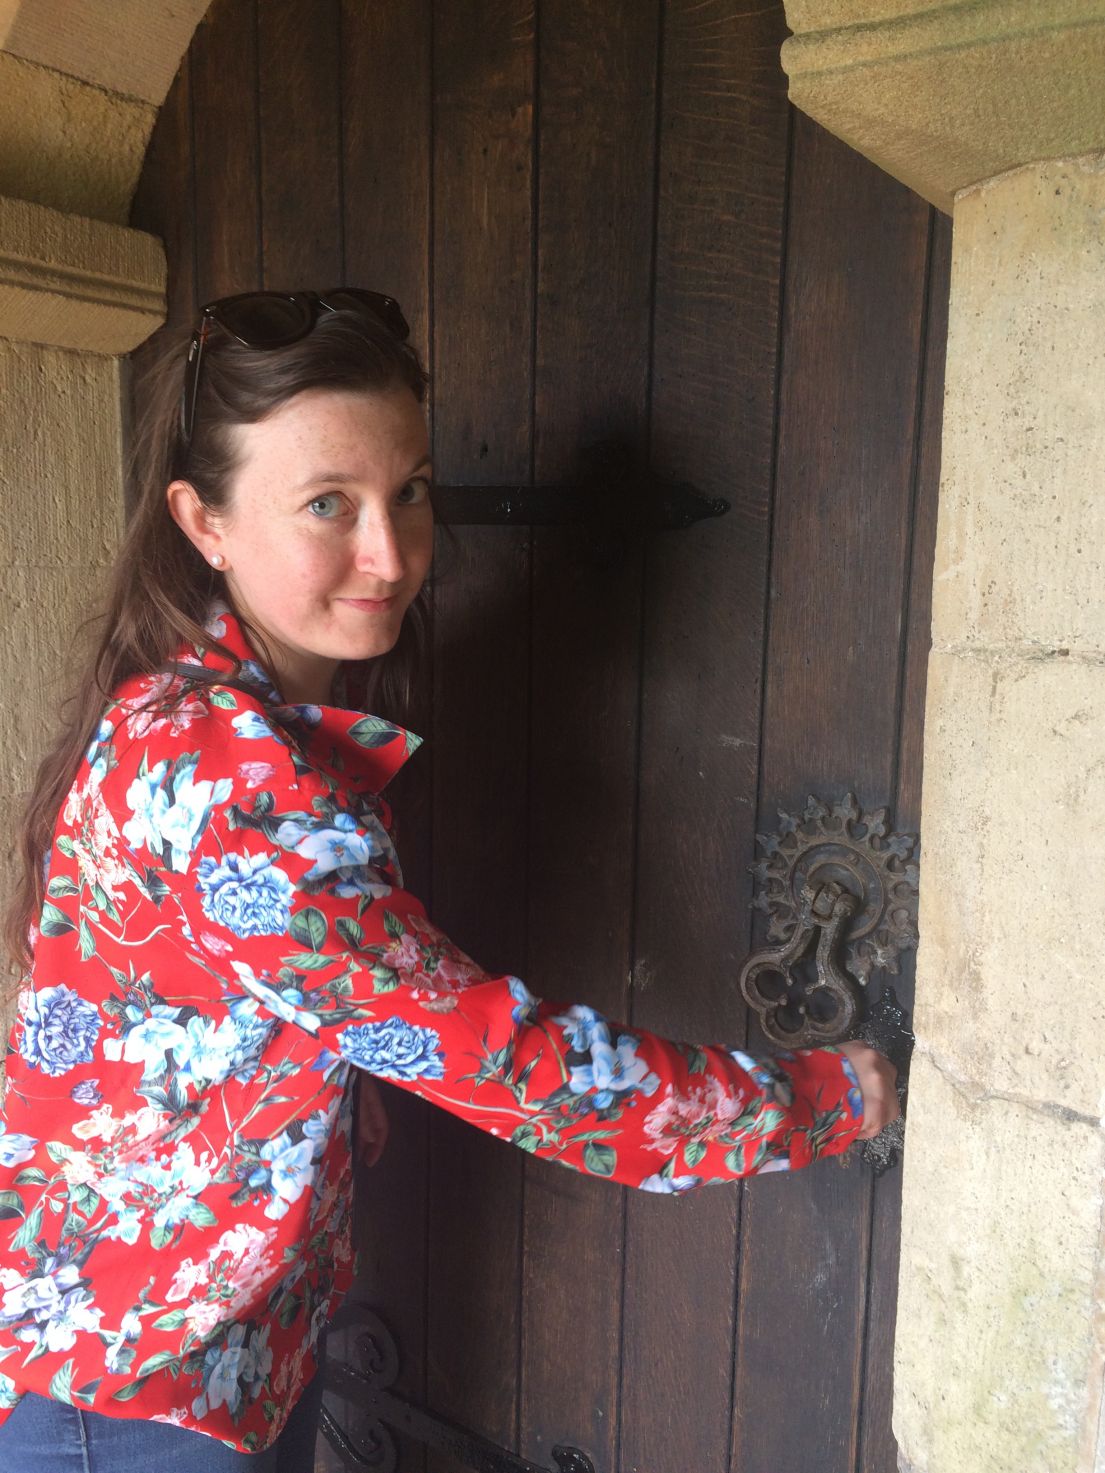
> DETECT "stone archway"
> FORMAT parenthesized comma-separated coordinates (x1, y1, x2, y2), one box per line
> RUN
(1, 5, 1103, 1470)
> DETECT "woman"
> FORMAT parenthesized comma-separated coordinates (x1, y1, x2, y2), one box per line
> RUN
(0, 291, 898, 1468)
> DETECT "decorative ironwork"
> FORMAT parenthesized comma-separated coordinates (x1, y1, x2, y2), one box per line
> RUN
(738, 792, 919, 1169)
(320, 1303, 596, 1473)
(740, 792, 919, 1048)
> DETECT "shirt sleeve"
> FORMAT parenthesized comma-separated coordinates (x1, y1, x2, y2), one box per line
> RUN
(161, 740, 866, 1193)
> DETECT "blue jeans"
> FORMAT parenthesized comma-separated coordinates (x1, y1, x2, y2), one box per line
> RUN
(0, 1351, 325, 1471)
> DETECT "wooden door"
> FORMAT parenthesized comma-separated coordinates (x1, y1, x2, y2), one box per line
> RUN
(129, 3, 950, 1470)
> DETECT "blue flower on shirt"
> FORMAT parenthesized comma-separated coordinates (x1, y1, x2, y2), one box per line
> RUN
(0, 1262, 103, 1353)
(552, 1004, 611, 1053)
(639, 1171, 702, 1195)
(231, 710, 277, 741)
(194, 1320, 273, 1420)
(19, 984, 101, 1077)
(507, 977, 540, 1025)
(123, 753, 231, 871)
(0, 1127, 37, 1168)
(253, 1132, 319, 1222)
(567, 1031, 661, 1109)
(337, 1017, 445, 1082)
(197, 851, 294, 937)
(275, 810, 396, 897)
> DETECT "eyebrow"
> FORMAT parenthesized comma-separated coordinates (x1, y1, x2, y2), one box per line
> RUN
(291, 458, 433, 492)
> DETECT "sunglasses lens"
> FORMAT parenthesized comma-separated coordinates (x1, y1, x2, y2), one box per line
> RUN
(324, 289, 410, 342)
(214, 294, 314, 347)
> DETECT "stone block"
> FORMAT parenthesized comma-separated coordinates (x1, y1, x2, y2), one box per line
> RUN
(781, 4, 1105, 212)
(0, 193, 165, 353)
(916, 649, 1105, 1119)
(0, 51, 152, 227)
(932, 156, 1105, 654)
(895, 1052, 1105, 1473)
(2, 0, 210, 108)
(0, 563, 110, 798)
(0, 338, 124, 564)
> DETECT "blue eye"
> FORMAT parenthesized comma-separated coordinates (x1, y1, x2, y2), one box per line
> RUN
(307, 493, 343, 518)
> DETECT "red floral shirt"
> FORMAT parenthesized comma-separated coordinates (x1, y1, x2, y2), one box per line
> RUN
(0, 604, 863, 1450)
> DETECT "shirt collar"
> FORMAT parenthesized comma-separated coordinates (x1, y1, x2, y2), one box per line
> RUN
(171, 599, 423, 795)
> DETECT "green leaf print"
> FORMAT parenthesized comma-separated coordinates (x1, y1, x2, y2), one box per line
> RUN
(151, 1309, 187, 1332)
(46, 877, 80, 898)
(583, 1141, 617, 1177)
(0, 1191, 24, 1220)
(10, 1202, 44, 1250)
(72, 1377, 101, 1408)
(47, 1359, 74, 1405)
(39, 902, 76, 937)
(336, 916, 365, 948)
(684, 1140, 707, 1169)
(348, 715, 399, 748)
(78, 917, 96, 961)
(289, 906, 327, 952)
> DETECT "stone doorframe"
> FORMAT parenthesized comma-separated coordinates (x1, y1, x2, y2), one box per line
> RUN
(1, 4, 1103, 1471)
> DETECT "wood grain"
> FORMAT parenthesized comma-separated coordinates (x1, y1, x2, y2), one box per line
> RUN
(257, 0, 343, 288)
(520, 6, 659, 1463)
(730, 114, 931, 1473)
(190, 0, 261, 304)
(620, 3, 791, 1469)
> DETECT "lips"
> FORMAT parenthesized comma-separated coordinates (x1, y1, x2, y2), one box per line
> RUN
(340, 596, 398, 611)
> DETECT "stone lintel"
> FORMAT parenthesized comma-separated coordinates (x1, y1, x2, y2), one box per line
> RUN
(0, 194, 165, 355)
(781, 1, 1105, 212)
(1, 0, 209, 108)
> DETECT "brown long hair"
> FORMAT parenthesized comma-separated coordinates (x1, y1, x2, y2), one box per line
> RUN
(4, 307, 443, 979)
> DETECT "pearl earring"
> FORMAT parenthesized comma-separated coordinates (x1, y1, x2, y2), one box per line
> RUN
(210, 553, 224, 568)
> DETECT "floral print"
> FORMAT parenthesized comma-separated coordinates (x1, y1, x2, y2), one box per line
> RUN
(0, 602, 863, 1451)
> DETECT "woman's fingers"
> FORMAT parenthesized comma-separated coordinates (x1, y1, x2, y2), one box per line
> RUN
(838, 1041, 901, 1140)
(354, 1075, 390, 1167)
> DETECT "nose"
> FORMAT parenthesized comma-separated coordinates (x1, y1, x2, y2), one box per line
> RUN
(353, 509, 407, 584)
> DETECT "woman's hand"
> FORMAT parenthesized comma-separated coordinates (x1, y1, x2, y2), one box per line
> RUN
(838, 1041, 900, 1140)
(353, 1074, 389, 1168)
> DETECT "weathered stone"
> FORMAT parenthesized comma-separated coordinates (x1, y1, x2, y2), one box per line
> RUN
(0, 564, 110, 798)
(781, 2, 1105, 212)
(2, 0, 209, 108)
(895, 1053, 1105, 1473)
(0, 338, 123, 558)
(932, 156, 1105, 655)
(917, 649, 1105, 1120)
(0, 51, 153, 227)
(0, 194, 165, 354)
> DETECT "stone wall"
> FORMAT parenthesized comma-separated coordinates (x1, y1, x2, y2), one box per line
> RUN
(895, 154, 1105, 1473)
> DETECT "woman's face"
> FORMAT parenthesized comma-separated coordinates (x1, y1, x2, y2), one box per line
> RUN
(184, 385, 434, 705)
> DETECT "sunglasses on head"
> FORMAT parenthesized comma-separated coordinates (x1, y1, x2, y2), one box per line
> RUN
(177, 288, 411, 452)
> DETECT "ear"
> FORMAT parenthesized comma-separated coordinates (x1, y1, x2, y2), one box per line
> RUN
(166, 479, 226, 569)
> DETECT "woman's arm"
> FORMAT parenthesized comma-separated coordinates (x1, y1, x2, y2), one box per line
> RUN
(160, 762, 879, 1190)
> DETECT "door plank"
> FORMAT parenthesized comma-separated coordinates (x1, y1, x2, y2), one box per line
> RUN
(427, 5, 535, 1468)
(730, 114, 931, 1473)
(621, 3, 791, 1469)
(339, 7, 435, 1471)
(258, 0, 343, 289)
(190, 0, 261, 304)
(521, 6, 659, 1465)
(341, 0, 433, 363)
(856, 209, 951, 1473)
